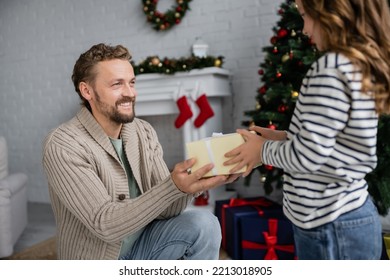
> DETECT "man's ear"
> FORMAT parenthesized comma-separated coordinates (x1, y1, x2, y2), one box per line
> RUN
(79, 82, 93, 101)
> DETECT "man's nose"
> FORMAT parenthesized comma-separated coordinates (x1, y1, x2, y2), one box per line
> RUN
(123, 84, 137, 97)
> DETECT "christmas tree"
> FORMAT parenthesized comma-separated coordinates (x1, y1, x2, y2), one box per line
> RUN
(244, 0, 390, 215)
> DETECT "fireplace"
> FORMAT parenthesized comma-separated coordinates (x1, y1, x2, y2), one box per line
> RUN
(135, 67, 236, 208)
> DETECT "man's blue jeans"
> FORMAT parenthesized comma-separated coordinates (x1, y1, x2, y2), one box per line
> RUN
(292, 197, 382, 260)
(119, 209, 221, 260)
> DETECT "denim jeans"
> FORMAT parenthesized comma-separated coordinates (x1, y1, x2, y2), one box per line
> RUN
(119, 209, 221, 260)
(292, 197, 382, 260)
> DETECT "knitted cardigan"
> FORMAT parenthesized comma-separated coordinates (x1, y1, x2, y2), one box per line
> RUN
(42, 107, 192, 259)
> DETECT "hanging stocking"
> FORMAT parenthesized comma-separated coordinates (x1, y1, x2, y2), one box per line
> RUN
(194, 93, 214, 128)
(174, 96, 193, 128)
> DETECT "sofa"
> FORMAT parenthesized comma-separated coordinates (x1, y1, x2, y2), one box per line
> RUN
(0, 136, 28, 258)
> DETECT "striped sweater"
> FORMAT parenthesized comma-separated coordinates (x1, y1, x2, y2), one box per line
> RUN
(262, 53, 378, 229)
(42, 107, 192, 259)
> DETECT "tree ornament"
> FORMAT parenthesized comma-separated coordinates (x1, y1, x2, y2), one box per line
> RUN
(260, 175, 267, 183)
(276, 71, 282, 78)
(281, 53, 290, 63)
(270, 36, 278, 45)
(267, 121, 277, 130)
(264, 164, 274, 171)
(291, 29, 296, 37)
(256, 102, 261, 110)
(291, 90, 299, 98)
(278, 104, 288, 113)
(142, 0, 192, 31)
(258, 69, 264, 75)
(289, 50, 294, 59)
(258, 85, 267, 95)
(277, 28, 288, 38)
(273, 47, 279, 54)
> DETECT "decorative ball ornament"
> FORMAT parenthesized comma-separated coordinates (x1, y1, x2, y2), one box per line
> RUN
(273, 47, 279, 54)
(277, 28, 288, 38)
(260, 175, 267, 183)
(291, 29, 296, 37)
(258, 85, 267, 95)
(276, 71, 282, 78)
(214, 58, 222, 67)
(264, 164, 274, 171)
(281, 53, 290, 63)
(151, 57, 160, 66)
(267, 121, 277, 130)
(291, 90, 299, 98)
(142, 0, 192, 31)
(270, 36, 278, 45)
(289, 50, 294, 59)
(278, 104, 288, 113)
(256, 102, 261, 110)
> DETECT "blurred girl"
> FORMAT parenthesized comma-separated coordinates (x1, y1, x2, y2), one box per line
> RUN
(225, 0, 390, 259)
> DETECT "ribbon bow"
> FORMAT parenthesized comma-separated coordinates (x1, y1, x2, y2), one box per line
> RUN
(221, 198, 273, 249)
(241, 218, 295, 260)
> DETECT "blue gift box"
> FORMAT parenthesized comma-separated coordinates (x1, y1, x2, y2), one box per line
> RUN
(214, 197, 281, 259)
(240, 216, 295, 260)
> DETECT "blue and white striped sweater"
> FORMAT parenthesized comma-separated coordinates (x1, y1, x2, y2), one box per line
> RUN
(262, 52, 378, 229)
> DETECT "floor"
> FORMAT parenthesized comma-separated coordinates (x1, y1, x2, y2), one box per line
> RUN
(13, 202, 56, 253)
(13, 202, 231, 259)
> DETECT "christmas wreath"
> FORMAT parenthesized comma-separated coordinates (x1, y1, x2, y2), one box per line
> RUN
(142, 0, 192, 31)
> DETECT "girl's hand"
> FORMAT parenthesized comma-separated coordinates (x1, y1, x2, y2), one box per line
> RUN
(249, 126, 287, 141)
(223, 129, 266, 177)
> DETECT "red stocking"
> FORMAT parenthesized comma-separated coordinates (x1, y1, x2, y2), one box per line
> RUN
(194, 94, 214, 128)
(174, 96, 193, 128)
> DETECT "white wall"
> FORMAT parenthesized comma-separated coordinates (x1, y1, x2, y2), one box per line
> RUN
(0, 0, 284, 203)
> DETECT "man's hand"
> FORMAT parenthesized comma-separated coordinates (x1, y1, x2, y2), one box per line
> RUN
(171, 158, 241, 194)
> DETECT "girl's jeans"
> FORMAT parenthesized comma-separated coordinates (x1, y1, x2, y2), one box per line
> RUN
(119, 209, 221, 260)
(292, 197, 382, 259)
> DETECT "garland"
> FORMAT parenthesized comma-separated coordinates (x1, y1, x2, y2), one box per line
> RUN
(142, 0, 192, 31)
(132, 55, 224, 75)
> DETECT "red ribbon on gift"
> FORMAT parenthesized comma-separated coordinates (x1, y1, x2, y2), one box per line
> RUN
(221, 198, 273, 249)
(241, 218, 295, 260)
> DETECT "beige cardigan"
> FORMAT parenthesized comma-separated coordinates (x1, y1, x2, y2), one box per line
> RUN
(42, 107, 192, 259)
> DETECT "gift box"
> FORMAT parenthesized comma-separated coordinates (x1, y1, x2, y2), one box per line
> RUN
(185, 133, 247, 177)
(241, 216, 295, 260)
(214, 197, 282, 259)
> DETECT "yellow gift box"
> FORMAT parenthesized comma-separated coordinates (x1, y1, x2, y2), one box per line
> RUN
(185, 133, 247, 177)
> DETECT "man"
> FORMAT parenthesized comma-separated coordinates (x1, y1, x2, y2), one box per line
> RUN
(42, 43, 239, 260)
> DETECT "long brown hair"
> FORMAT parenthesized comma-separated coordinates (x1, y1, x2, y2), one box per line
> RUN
(300, 0, 390, 115)
(71, 43, 132, 110)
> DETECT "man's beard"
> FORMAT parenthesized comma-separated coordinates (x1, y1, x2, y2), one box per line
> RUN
(95, 91, 135, 124)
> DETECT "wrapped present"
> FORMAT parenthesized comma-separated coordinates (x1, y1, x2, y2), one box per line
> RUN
(214, 197, 281, 259)
(241, 217, 295, 260)
(186, 133, 247, 177)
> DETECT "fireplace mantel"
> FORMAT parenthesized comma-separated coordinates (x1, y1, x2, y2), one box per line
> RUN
(136, 67, 231, 116)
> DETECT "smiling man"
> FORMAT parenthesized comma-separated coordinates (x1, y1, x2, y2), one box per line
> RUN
(42, 43, 239, 260)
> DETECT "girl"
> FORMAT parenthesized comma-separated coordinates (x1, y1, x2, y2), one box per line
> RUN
(225, 0, 390, 259)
